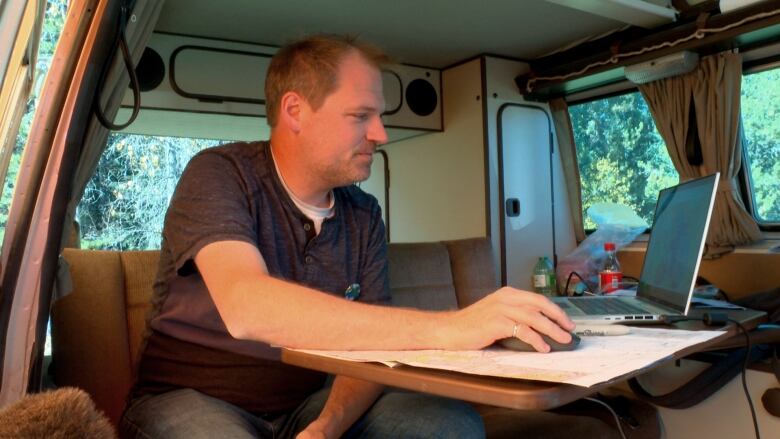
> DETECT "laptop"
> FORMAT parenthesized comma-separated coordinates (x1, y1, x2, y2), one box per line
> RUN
(552, 172, 720, 324)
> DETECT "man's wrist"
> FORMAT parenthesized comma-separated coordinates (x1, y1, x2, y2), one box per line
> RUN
(427, 310, 458, 350)
(312, 408, 345, 438)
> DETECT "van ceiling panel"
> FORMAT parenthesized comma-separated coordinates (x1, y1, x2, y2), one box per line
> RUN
(153, 0, 627, 67)
(121, 33, 441, 143)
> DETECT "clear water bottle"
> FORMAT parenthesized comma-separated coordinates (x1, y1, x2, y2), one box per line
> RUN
(599, 242, 623, 294)
(532, 256, 556, 296)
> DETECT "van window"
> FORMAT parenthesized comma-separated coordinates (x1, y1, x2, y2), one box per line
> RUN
(741, 67, 780, 224)
(0, 0, 69, 243)
(568, 91, 678, 230)
(77, 133, 227, 250)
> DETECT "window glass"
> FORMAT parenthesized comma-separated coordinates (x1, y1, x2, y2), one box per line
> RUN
(741, 68, 780, 224)
(0, 0, 69, 242)
(77, 134, 226, 250)
(569, 92, 678, 229)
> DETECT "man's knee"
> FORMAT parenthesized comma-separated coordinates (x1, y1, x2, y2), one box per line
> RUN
(353, 392, 485, 438)
(120, 389, 261, 439)
(418, 397, 484, 439)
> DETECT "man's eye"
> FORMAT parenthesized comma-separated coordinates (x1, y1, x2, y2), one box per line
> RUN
(351, 113, 369, 121)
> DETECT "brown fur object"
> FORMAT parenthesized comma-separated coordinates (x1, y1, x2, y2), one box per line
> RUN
(0, 387, 116, 438)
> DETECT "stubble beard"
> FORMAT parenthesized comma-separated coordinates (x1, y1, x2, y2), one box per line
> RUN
(321, 155, 373, 188)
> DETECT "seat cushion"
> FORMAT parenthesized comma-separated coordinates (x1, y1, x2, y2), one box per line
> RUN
(54, 250, 132, 427)
(388, 242, 459, 311)
(119, 251, 160, 364)
(444, 237, 499, 307)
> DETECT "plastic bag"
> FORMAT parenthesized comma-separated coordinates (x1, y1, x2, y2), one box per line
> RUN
(557, 203, 648, 294)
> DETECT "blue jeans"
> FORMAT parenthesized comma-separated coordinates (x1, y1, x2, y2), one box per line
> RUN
(120, 387, 485, 439)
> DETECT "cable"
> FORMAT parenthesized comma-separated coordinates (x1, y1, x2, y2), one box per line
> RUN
(584, 396, 628, 439)
(661, 314, 760, 439)
(731, 318, 761, 439)
(524, 7, 780, 93)
(564, 271, 597, 296)
(93, 3, 141, 130)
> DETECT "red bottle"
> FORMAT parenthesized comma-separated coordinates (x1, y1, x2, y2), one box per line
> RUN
(599, 242, 622, 294)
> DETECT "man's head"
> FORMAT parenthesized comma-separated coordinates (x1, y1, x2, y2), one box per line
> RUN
(265, 35, 390, 127)
(267, 35, 390, 191)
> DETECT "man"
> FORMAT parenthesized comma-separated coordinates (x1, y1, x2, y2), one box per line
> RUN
(121, 35, 574, 438)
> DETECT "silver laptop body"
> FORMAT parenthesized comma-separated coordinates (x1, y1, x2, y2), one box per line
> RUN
(552, 173, 720, 325)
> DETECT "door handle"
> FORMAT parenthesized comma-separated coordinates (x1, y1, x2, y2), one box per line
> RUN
(505, 198, 520, 217)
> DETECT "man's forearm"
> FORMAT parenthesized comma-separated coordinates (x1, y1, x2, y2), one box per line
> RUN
(198, 240, 575, 353)
(225, 274, 451, 350)
(302, 376, 384, 438)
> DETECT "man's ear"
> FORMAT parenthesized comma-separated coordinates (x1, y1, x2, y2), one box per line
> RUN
(279, 91, 305, 133)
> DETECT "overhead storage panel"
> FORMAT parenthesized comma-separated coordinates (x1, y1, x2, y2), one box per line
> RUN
(122, 33, 442, 139)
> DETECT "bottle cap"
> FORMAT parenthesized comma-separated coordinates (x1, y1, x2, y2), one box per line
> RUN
(604, 242, 616, 251)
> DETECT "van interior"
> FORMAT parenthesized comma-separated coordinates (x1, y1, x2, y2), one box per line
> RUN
(1, 0, 779, 437)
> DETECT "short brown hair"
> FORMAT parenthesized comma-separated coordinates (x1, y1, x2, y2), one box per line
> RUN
(264, 34, 390, 127)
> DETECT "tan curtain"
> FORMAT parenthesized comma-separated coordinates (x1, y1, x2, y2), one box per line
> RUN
(550, 98, 586, 243)
(639, 52, 760, 257)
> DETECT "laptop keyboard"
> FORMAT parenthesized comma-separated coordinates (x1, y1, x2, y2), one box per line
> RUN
(567, 297, 649, 315)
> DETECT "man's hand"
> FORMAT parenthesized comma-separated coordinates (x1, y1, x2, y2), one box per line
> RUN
(296, 376, 384, 439)
(295, 422, 328, 439)
(440, 287, 575, 352)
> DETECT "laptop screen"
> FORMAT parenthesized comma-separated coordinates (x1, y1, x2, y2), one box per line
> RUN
(638, 173, 719, 314)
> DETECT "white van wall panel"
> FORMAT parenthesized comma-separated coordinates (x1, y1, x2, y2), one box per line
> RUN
(624, 359, 780, 438)
(484, 56, 576, 289)
(387, 59, 485, 242)
(121, 33, 441, 138)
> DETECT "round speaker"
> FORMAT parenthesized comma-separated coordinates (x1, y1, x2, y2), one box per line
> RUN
(405, 78, 437, 117)
(134, 47, 165, 92)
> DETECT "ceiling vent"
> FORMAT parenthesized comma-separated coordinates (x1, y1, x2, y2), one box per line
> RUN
(624, 50, 699, 84)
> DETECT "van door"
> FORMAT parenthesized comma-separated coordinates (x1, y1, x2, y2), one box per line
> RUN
(498, 104, 556, 290)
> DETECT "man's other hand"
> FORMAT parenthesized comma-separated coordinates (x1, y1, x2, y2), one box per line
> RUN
(296, 423, 328, 439)
(441, 287, 575, 352)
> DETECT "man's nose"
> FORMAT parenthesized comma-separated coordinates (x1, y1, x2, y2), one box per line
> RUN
(367, 116, 388, 145)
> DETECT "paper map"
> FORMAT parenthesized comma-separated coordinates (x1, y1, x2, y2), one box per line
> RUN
(294, 327, 723, 387)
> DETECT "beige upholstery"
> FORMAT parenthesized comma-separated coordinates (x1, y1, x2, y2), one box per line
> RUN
(388, 241, 459, 310)
(444, 237, 500, 307)
(53, 249, 158, 426)
(118, 251, 160, 362)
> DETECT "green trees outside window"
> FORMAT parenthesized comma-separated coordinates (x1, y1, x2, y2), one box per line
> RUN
(741, 68, 780, 223)
(77, 134, 225, 250)
(568, 92, 678, 230)
(0, 0, 69, 242)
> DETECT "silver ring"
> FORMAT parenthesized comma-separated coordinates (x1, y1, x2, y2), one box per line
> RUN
(512, 324, 518, 338)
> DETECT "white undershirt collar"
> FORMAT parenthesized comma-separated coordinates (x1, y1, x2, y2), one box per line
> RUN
(271, 146, 334, 234)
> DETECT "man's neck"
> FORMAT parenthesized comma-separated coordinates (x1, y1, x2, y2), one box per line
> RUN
(269, 138, 331, 208)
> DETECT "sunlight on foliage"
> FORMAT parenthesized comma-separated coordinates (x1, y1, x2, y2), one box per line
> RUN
(77, 134, 226, 250)
(0, 0, 69, 242)
(569, 92, 678, 229)
(742, 69, 780, 223)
